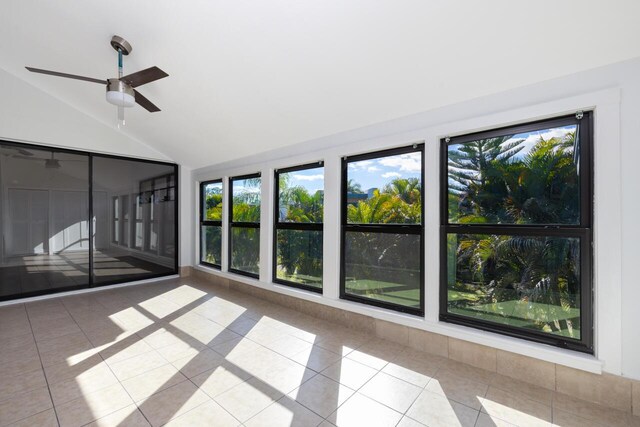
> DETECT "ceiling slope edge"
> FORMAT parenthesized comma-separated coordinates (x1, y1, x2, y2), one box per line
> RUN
(0, 65, 175, 163)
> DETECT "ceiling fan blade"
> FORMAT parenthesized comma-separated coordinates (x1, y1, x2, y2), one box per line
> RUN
(120, 66, 168, 88)
(25, 67, 106, 84)
(134, 90, 161, 112)
(12, 155, 42, 161)
(7, 147, 34, 156)
(17, 148, 34, 156)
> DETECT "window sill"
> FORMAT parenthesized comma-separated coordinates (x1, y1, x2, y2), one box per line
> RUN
(192, 265, 603, 374)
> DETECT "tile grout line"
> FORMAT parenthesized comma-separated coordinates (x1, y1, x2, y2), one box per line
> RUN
(64, 293, 156, 427)
(23, 302, 62, 427)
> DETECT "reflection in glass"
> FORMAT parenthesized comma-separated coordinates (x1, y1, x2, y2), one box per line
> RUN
(0, 143, 90, 299)
(202, 181, 223, 221)
(201, 225, 222, 267)
(278, 167, 324, 223)
(344, 231, 420, 309)
(346, 152, 421, 224)
(92, 157, 176, 285)
(230, 227, 259, 275)
(276, 229, 322, 288)
(446, 233, 581, 339)
(447, 125, 580, 225)
(232, 177, 261, 222)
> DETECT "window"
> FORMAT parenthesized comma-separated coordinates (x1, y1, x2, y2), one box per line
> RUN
(134, 194, 143, 250)
(200, 180, 223, 269)
(229, 173, 261, 277)
(441, 113, 593, 352)
(274, 162, 324, 292)
(139, 173, 176, 257)
(341, 144, 424, 315)
(112, 196, 119, 244)
(121, 194, 130, 247)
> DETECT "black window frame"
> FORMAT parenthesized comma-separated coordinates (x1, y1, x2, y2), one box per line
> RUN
(340, 144, 425, 316)
(273, 161, 324, 294)
(200, 179, 223, 269)
(228, 172, 261, 279)
(439, 112, 594, 353)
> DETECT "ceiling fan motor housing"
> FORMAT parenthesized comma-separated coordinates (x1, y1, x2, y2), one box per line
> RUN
(106, 79, 135, 107)
(110, 35, 132, 55)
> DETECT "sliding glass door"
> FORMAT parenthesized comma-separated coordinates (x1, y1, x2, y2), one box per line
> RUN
(0, 142, 90, 299)
(92, 156, 177, 286)
(0, 140, 178, 302)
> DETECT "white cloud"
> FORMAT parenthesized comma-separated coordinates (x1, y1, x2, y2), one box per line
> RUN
(349, 159, 375, 171)
(234, 186, 260, 194)
(367, 166, 381, 172)
(382, 172, 401, 179)
(378, 153, 421, 172)
(504, 126, 576, 155)
(292, 173, 324, 181)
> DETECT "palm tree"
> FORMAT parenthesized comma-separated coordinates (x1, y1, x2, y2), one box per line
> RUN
(346, 190, 392, 223)
(382, 178, 421, 223)
(347, 179, 363, 194)
(448, 135, 524, 222)
(280, 186, 323, 222)
(450, 131, 581, 337)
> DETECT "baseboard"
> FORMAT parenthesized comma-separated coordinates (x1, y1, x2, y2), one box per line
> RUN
(187, 266, 640, 417)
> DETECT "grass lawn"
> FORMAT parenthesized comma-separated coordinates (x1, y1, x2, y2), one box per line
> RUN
(276, 270, 322, 288)
(345, 278, 420, 308)
(448, 290, 580, 338)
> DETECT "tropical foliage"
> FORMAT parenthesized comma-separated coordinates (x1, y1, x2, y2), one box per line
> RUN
(202, 183, 222, 265)
(344, 177, 422, 308)
(447, 128, 582, 338)
(230, 178, 261, 273)
(276, 177, 324, 287)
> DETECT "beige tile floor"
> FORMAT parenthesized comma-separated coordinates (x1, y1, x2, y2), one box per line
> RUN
(0, 277, 639, 427)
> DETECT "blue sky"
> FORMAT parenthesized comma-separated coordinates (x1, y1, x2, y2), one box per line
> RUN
(449, 124, 577, 161)
(348, 152, 422, 191)
(447, 125, 577, 187)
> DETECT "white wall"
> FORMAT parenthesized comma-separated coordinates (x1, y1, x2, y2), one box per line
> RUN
(192, 57, 640, 380)
(0, 67, 170, 161)
(179, 165, 193, 268)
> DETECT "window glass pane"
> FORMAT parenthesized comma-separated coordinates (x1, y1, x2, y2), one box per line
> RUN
(140, 179, 153, 192)
(201, 225, 222, 266)
(92, 157, 176, 284)
(202, 181, 223, 221)
(278, 167, 324, 223)
(135, 222, 143, 249)
(276, 229, 322, 288)
(346, 152, 422, 224)
(0, 144, 90, 299)
(230, 227, 259, 275)
(121, 195, 130, 246)
(232, 177, 261, 222)
(447, 124, 580, 225)
(344, 231, 420, 309)
(446, 233, 581, 339)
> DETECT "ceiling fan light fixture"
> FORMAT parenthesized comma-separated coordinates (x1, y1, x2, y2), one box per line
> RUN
(26, 36, 167, 117)
(45, 158, 61, 169)
(106, 79, 135, 107)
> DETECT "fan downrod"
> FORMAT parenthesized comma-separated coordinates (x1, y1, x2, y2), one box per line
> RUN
(110, 35, 132, 55)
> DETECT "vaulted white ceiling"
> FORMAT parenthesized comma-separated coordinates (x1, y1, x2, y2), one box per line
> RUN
(1, 0, 639, 169)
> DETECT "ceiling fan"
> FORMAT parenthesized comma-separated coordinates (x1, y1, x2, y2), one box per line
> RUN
(6, 151, 85, 169)
(26, 35, 168, 125)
